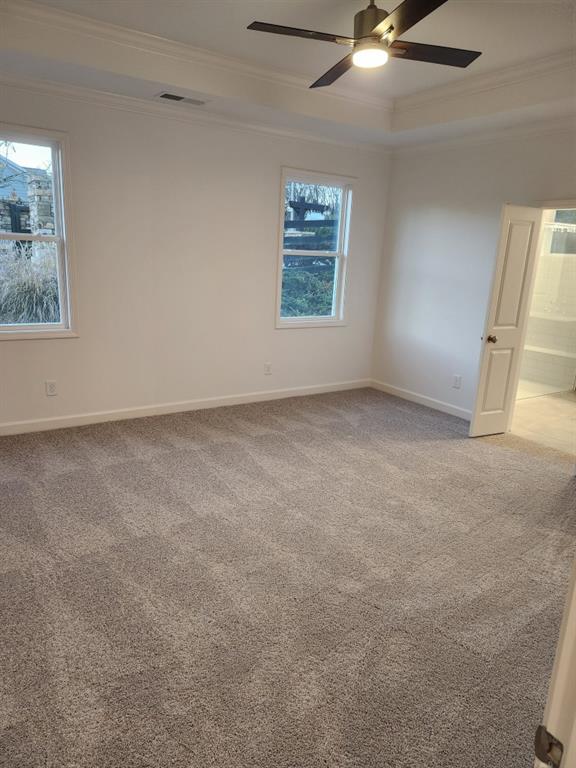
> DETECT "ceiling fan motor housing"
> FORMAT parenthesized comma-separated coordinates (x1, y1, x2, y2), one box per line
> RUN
(354, 4, 388, 41)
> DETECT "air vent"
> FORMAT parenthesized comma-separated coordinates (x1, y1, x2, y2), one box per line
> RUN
(157, 92, 208, 107)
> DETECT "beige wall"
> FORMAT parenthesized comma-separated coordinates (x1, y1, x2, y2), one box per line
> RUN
(2, 76, 575, 433)
(0, 82, 389, 430)
(372, 128, 576, 416)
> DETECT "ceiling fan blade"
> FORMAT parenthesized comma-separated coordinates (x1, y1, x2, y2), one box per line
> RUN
(310, 53, 354, 88)
(372, 0, 449, 43)
(247, 22, 354, 46)
(389, 40, 481, 67)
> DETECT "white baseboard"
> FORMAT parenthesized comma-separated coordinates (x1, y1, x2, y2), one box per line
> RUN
(0, 378, 473, 436)
(370, 379, 472, 420)
(0, 379, 372, 436)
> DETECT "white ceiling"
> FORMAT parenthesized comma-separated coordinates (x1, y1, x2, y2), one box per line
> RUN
(1, 0, 574, 148)
(27, 0, 576, 98)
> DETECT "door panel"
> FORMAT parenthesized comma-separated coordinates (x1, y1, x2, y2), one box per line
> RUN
(495, 221, 533, 327)
(470, 205, 544, 437)
(483, 348, 514, 412)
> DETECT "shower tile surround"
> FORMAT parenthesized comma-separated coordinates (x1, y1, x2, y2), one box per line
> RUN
(519, 211, 576, 394)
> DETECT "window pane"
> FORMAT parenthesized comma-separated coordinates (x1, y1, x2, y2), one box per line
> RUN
(284, 181, 343, 252)
(0, 141, 56, 235)
(0, 240, 61, 325)
(551, 209, 576, 255)
(280, 255, 336, 318)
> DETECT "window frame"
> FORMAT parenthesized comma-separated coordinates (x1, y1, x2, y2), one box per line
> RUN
(0, 124, 76, 341)
(276, 167, 353, 329)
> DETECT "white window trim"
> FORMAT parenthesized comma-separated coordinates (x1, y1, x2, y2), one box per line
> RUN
(276, 167, 353, 329)
(0, 123, 77, 341)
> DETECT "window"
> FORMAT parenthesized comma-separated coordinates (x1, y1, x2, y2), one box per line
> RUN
(551, 208, 576, 255)
(0, 127, 74, 339)
(277, 169, 352, 328)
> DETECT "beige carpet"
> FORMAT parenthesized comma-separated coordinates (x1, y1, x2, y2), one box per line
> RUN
(0, 388, 574, 767)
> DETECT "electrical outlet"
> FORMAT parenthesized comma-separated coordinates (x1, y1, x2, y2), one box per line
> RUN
(452, 375, 462, 390)
(45, 380, 58, 397)
(264, 362, 272, 376)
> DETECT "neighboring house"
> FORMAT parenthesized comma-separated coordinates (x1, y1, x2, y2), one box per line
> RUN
(0, 155, 54, 236)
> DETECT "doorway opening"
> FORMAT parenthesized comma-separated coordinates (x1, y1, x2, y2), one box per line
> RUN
(511, 208, 576, 454)
(470, 203, 575, 454)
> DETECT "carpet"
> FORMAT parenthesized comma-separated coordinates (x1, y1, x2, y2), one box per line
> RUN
(0, 388, 574, 767)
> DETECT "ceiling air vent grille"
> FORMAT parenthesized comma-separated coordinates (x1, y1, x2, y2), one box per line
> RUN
(157, 92, 208, 106)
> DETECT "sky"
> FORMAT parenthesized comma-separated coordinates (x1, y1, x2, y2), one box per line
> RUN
(0, 141, 52, 171)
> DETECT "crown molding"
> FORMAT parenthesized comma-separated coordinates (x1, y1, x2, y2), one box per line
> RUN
(394, 49, 576, 115)
(3, 70, 572, 158)
(0, 0, 392, 113)
(393, 113, 576, 155)
(0, 72, 390, 155)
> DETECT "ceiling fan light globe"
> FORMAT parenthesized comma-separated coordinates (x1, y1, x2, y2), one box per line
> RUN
(352, 44, 389, 69)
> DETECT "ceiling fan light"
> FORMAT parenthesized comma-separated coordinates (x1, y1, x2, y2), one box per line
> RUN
(352, 42, 389, 69)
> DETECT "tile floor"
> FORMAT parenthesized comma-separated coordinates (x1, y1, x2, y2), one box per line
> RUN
(511, 389, 576, 455)
(516, 379, 568, 400)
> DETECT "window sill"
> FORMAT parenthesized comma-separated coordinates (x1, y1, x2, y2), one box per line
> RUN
(276, 318, 347, 330)
(0, 329, 79, 341)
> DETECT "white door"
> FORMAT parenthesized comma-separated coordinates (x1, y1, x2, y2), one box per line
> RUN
(534, 556, 576, 768)
(470, 204, 545, 437)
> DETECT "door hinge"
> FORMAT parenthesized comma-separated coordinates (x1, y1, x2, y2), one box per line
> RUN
(535, 725, 563, 767)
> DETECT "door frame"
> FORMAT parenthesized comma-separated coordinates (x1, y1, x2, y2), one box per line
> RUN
(471, 198, 576, 438)
(469, 203, 548, 437)
(535, 553, 576, 767)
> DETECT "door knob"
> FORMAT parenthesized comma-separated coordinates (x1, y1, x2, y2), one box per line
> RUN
(486, 334, 498, 343)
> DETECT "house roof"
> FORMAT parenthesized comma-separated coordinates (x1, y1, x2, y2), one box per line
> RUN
(0, 156, 48, 203)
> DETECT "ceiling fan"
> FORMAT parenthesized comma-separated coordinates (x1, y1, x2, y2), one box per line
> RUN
(247, 0, 481, 89)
